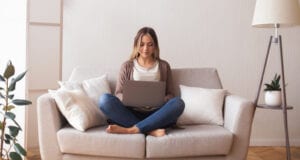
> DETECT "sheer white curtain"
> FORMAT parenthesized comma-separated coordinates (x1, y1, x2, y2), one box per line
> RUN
(0, 0, 27, 146)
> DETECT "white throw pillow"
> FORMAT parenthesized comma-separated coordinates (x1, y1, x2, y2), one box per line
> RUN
(58, 81, 83, 91)
(59, 74, 111, 105)
(49, 89, 104, 131)
(82, 74, 111, 105)
(177, 85, 226, 125)
(55, 74, 111, 130)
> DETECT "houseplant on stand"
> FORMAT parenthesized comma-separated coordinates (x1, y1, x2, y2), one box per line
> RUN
(264, 74, 282, 106)
(0, 61, 32, 160)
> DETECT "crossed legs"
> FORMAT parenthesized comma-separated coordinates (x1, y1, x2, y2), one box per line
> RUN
(99, 93, 184, 137)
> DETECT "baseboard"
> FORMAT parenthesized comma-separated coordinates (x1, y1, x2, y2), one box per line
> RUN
(250, 138, 300, 146)
(26, 147, 41, 160)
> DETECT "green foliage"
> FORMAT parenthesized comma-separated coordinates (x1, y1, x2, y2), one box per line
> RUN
(0, 61, 31, 160)
(264, 73, 281, 91)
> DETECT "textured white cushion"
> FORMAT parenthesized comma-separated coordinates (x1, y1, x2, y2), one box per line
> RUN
(50, 74, 111, 131)
(178, 85, 226, 125)
(58, 81, 83, 90)
(59, 74, 111, 106)
(49, 89, 103, 131)
(81, 74, 111, 105)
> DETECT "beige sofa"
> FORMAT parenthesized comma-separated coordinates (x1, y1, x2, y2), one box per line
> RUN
(37, 67, 255, 160)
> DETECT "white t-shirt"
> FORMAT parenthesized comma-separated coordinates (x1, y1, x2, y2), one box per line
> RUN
(133, 59, 160, 81)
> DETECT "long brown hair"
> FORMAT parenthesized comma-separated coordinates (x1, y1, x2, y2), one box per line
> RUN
(129, 27, 160, 60)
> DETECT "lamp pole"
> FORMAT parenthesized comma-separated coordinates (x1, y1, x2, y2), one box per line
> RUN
(278, 35, 291, 160)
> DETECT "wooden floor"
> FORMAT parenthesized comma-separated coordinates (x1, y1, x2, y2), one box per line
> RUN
(247, 147, 300, 160)
(26, 147, 300, 160)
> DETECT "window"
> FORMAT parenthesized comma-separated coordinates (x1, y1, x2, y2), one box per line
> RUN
(0, 0, 27, 146)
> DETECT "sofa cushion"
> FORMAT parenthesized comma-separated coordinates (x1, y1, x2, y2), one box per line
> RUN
(146, 125, 233, 158)
(57, 126, 145, 158)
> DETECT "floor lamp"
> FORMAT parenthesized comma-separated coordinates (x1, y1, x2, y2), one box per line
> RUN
(252, 0, 300, 160)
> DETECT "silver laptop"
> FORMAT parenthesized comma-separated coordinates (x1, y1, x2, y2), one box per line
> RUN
(122, 80, 166, 108)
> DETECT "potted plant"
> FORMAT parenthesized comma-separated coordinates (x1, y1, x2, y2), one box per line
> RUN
(0, 61, 32, 160)
(264, 73, 282, 106)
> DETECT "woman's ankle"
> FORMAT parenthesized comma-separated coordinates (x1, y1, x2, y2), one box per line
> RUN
(148, 129, 166, 137)
(128, 126, 140, 134)
(106, 125, 140, 134)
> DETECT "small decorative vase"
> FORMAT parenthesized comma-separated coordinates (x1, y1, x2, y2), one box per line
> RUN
(265, 91, 282, 106)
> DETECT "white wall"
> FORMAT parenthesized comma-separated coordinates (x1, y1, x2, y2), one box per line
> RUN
(62, 0, 300, 146)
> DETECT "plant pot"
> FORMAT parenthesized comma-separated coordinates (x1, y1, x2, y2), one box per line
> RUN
(264, 91, 282, 106)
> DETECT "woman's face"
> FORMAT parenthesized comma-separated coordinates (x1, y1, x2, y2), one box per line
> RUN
(138, 34, 155, 59)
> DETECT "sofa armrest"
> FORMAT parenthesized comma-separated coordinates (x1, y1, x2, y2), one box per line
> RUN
(223, 94, 255, 160)
(37, 93, 65, 160)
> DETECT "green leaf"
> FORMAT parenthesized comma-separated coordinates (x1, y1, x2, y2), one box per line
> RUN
(271, 81, 277, 88)
(264, 73, 282, 91)
(3, 105, 16, 111)
(8, 94, 14, 99)
(8, 71, 27, 91)
(5, 139, 11, 144)
(14, 143, 27, 156)
(276, 75, 281, 84)
(8, 126, 20, 137)
(0, 86, 4, 90)
(11, 118, 21, 130)
(9, 152, 22, 160)
(14, 71, 27, 83)
(8, 78, 17, 91)
(276, 74, 280, 80)
(264, 84, 274, 91)
(264, 84, 272, 88)
(5, 112, 16, 120)
(4, 60, 15, 79)
(5, 112, 22, 128)
(0, 74, 5, 81)
(0, 121, 3, 130)
(12, 99, 32, 106)
(5, 133, 13, 140)
(5, 134, 12, 144)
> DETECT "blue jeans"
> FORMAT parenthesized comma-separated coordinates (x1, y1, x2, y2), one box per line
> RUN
(99, 93, 185, 133)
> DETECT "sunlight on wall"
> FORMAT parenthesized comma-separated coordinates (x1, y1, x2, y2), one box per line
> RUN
(0, 0, 27, 146)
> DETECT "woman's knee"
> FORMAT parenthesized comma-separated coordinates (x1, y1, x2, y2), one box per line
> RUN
(162, 97, 185, 114)
(99, 93, 114, 110)
(170, 97, 185, 113)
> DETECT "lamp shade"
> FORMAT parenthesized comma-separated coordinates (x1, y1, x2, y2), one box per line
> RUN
(252, 0, 300, 27)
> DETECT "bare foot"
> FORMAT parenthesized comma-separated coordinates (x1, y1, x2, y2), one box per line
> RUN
(148, 129, 166, 137)
(106, 125, 139, 134)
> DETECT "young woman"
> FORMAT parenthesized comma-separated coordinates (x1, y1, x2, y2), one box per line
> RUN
(99, 27, 184, 137)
